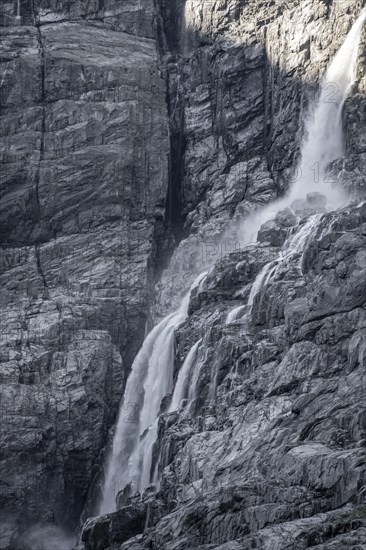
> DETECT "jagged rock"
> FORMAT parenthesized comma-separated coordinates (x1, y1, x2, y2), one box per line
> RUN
(0, 0, 169, 545)
(327, 154, 366, 198)
(1, 0, 366, 548)
(121, 202, 366, 549)
(81, 495, 165, 550)
(258, 208, 298, 247)
(81, 506, 146, 550)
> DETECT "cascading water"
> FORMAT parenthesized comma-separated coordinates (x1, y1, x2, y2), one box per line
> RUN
(225, 304, 248, 323)
(242, 9, 366, 242)
(226, 215, 321, 323)
(98, 7, 365, 519)
(236, 10, 366, 310)
(180, 0, 194, 57)
(169, 339, 202, 412)
(291, 8, 366, 205)
(247, 215, 321, 308)
(99, 273, 206, 515)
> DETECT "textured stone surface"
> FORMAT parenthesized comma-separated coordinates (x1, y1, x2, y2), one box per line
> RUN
(1, 0, 366, 548)
(155, 0, 366, 317)
(0, 0, 169, 546)
(83, 203, 366, 550)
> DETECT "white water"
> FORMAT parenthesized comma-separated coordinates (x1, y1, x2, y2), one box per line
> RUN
(169, 339, 202, 412)
(236, 11, 366, 309)
(241, 9, 366, 243)
(248, 215, 321, 309)
(186, 346, 207, 414)
(99, 8, 365, 517)
(180, 0, 193, 57)
(99, 273, 206, 514)
(226, 305, 248, 323)
(226, 215, 320, 323)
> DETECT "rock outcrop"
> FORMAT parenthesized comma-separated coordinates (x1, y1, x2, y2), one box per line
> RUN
(0, 0, 168, 546)
(1, 0, 366, 549)
(83, 200, 366, 549)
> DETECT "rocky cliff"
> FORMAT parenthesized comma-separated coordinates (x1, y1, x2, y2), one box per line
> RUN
(84, 199, 366, 550)
(156, 0, 366, 314)
(1, 0, 366, 549)
(0, 0, 168, 546)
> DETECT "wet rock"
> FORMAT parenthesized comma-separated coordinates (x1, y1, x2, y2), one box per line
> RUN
(258, 208, 298, 247)
(2, 0, 366, 548)
(126, 203, 366, 550)
(82, 494, 165, 550)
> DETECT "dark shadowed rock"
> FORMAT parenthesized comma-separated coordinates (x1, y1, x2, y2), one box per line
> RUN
(1, 0, 366, 548)
(0, 0, 169, 544)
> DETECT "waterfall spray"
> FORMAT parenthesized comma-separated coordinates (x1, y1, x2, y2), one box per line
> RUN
(98, 8, 365, 518)
(242, 9, 366, 243)
(99, 273, 206, 514)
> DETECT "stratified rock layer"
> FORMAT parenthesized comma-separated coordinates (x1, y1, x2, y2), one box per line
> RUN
(1, 0, 366, 548)
(0, 0, 169, 546)
(83, 202, 366, 550)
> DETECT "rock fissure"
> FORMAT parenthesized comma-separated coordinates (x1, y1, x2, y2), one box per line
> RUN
(1, 1, 366, 549)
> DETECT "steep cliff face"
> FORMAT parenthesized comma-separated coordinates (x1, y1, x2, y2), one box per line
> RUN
(149, 201, 366, 549)
(155, 0, 366, 315)
(82, 200, 366, 549)
(0, 0, 168, 546)
(80, 1, 366, 549)
(1, 0, 366, 549)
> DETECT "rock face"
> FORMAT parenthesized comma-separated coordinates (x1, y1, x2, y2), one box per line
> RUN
(151, 201, 366, 549)
(0, 0, 169, 546)
(154, 0, 366, 316)
(83, 202, 366, 549)
(1, 0, 366, 549)
(79, 1, 366, 549)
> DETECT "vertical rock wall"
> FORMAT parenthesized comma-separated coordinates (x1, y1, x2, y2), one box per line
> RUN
(0, 0, 169, 545)
(155, 0, 366, 316)
(1, 0, 366, 548)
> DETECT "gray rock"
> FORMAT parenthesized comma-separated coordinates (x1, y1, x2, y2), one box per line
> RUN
(1, 0, 366, 548)
(0, 0, 169, 545)
(119, 203, 366, 549)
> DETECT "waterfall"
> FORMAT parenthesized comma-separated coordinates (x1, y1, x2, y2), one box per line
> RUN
(247, 215, 321, 307)
(180, 0, 190, 56)
(180, 0, 196, 56)
(99, 273, 206, 515)
(15, 0, 21, 24)
(290, 8, 366, 206)
(226, 305, 248, 323)
(169, 339, 202, 412)
(226, 215, 321, 323)
(98, 7, 365, 519)
(242, 9, 366, 243)
(235, 10, 366, 310)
